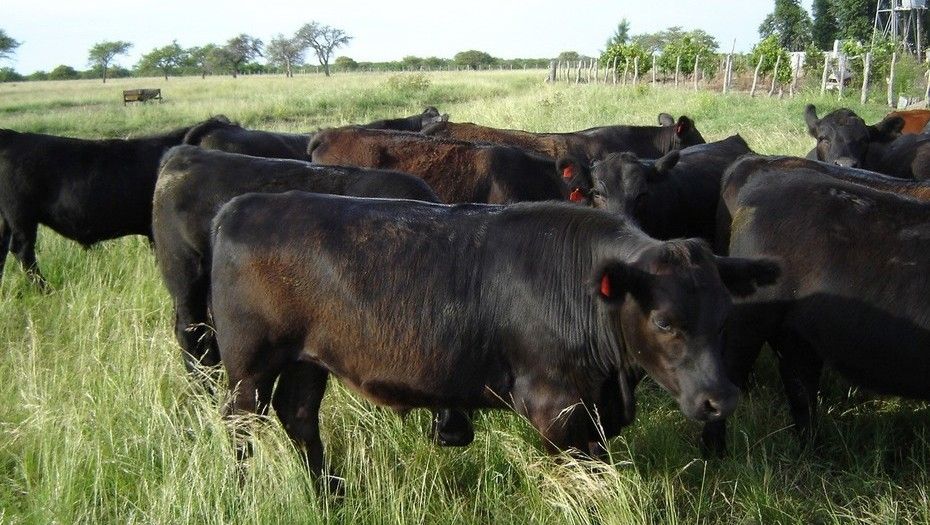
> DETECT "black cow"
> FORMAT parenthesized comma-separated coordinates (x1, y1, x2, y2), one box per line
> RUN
(210, 192, 779, 486)
(588, 135, 753, 247)
(703, 155, 930, 455)
(0, 122, 203, 287)
(804, 104, 903, 169)
(154, 146, 479, 447)
(361, 106, 448, 131)
(154, 145, 439, 374)
(183, 116, 312, 160)
(869, 133, 930, 180)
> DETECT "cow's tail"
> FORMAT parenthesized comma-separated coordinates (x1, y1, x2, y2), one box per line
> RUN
(182, 115, 235, 146)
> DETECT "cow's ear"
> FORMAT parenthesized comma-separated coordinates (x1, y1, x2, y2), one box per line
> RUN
(869, 115, 905, 143)
(675, 116, 694, 137)
(714, 256, 781, 297)
(440, 113, 450, 122)
(558, 156, 593, 205)
(592, 261, 652, 305)
(653, 150, 680, 175)
(804, 104, 820, 137)
(658, 113, 675, 126)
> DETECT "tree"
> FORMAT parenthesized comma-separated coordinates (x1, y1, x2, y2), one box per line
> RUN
(600, 42, 652, 74)
(0, 67, 23, 82)
(749, 34, 791, 84)
(187, 45, 219, 79)
(48, 64, 80, 80)
(658, 30, 719, 75)
(811, 0, 839, 49)
(454, 50, 496, 70)
(557, 50, 581, 62)
(296, 22, 352, 77)
(831, 0, 875, 43)
(334, 56, 359, 71)
(223, 34, 263, 78)
(759, 0, 813, 51)
(401, 55, 423, 70)
(0, 29, 21, 61)
(136, 40, 186, 80)
(266, 34, 305, 77)
(605, 18, 631, 49)
(87, 40, 132, 83)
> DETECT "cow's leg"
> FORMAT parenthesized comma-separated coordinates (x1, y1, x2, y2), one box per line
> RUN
(771, 330, 823, 442)
(0, 216, 11, 284)
(222, 334, 280, 468)
(9, 221, 47, 290)
(517, 385, 589, 455)
(429, 409, 474, 447)
(174, 270, 219, 380)
(271, 359, 339, 494)
(702, 304, 778, 457)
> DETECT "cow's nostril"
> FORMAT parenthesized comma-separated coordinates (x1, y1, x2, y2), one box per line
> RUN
(703, 398, 722, 418)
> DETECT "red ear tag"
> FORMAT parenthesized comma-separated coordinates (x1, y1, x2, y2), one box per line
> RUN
(569, 188, 584, 202)
(675, 123, 684, 135)
(600, 273, 612, 297)
(562, 164, 574, 179)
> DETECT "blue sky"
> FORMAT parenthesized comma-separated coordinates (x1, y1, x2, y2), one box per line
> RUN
(2, 0, 814, 74)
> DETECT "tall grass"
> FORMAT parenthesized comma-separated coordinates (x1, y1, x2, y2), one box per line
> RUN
(0, 72, 926, 524)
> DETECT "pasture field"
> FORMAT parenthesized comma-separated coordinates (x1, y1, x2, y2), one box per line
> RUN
(0, 71, 927, 524)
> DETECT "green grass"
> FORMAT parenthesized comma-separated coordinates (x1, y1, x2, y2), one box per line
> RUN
(0, 71, 927, 524)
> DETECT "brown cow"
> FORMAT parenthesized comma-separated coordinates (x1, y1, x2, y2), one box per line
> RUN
(308, 126, 587, 204)
(887, 109, 930, 134)
(420, 114, 705, 163)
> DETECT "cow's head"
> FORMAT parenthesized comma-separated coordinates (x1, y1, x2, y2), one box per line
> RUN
(557, 156, 596, 206)
(805, 104, 903, 168)
(588, 151, 680, 219)
(593, 239, 779, 422)
(671, 116, 705, 148)
(421, 106, 449, 128)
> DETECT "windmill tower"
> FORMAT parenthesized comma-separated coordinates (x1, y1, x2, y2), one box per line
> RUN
(873, 0, 928, 57)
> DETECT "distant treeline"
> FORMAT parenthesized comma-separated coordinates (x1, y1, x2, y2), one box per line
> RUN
(0, 55, 552, 83)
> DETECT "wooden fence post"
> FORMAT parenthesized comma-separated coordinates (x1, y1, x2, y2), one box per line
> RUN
(860, 52, 871, 104)
(547, 60, 557, 82)
(634, 56, 639, 84)
(750, 56, 763, 97)
(837, 54, 846, 99)
(821, 53, 830, 95)
(652, 54, 657, 86)
(675, 56, 681, 87)
(887, 52, 898, 107)
(723, 55, 733, 95)
(575, 61, 582, 84)
(612, 56, 618, 84)
(693, 55, 700, 91)
(769, 54, 781, 96)
(925, 66, 930, 102)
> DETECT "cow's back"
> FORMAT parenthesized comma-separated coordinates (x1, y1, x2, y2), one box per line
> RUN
(211, 193, 512, 407)
(728, 168, 930, 397)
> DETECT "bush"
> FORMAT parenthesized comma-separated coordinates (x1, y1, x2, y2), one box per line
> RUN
(600, 42, 652, 74)
(48, 65, 80, 80)
(385, 73, 431, 92)
(659, 33, 718, 76)
(0, 67, 23, 82)
(749, 35, 791, 85)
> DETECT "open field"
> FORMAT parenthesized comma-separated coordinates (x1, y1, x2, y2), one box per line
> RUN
(0, 71, 928, 524)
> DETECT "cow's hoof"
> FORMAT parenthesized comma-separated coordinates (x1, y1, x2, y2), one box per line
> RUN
(431, 409, 475, 447)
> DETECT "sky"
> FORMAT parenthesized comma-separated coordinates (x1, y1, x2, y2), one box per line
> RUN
(2, 0, 815, 74)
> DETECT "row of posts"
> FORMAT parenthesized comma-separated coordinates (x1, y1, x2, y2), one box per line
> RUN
(545, 52, 924, 107)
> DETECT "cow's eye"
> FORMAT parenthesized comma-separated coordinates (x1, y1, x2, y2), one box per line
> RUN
(653, 316, 673, 332)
